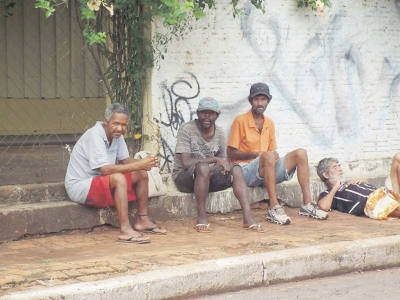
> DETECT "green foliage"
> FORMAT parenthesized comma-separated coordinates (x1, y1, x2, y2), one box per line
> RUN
(80, 6, 97, 20)
(82, 26, 106, 46)
(296, 0, 331, 11)
(34, 0, 68, 18)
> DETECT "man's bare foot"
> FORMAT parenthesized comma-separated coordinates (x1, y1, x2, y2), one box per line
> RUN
(117, 235, 150, 244)
(118, 228, 150, 243)
(134, 214, 167, 234)
(194, 223, 212, 233)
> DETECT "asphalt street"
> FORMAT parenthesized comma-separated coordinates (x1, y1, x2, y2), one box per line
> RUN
(195, 267, 400, 300)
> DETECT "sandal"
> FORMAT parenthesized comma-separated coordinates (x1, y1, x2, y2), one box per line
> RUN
(243, 223, 266, 233)
(194, 223, 213, 233)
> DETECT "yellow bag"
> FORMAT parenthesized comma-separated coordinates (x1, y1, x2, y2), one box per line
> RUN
(364, 187, 400, 220)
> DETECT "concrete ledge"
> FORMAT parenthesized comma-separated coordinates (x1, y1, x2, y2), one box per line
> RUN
(0, 202, 118, 241)
(0, 175, 388, 242)
(0, 183, 67, 206)
(0, 185, 266, 241)
(3, 235, 400, 300)
(0, 178, 315, 242)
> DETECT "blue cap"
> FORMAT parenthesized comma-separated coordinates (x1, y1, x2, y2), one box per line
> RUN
(197, 97, 220, 114)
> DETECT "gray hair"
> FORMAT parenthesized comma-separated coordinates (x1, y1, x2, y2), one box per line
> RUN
(104, 102, 130, 122)
(316, 157, 339, 182)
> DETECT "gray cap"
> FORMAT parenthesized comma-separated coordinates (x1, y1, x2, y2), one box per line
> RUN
(197, 97, 220, 114)
(249, 82, 272, 100)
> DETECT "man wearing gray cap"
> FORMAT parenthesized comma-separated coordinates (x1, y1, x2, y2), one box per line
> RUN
(227, 83, 328, 225)
(173, 97, 265, 233)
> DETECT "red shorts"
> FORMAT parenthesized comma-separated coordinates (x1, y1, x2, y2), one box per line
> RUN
(85, 173, 137, 208)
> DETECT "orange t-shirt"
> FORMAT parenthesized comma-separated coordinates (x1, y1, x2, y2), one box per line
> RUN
(227, 110, 277, 164)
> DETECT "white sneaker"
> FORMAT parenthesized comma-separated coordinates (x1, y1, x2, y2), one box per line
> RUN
(266, 205, 291, 225)
(299, 202, 328, 220)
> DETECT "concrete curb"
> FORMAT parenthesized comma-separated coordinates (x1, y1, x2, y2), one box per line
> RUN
(3, 235, 400, 300)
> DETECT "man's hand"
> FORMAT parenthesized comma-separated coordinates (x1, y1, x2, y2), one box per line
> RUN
(273, 151, 279, 162)
(213, 157, 230, 175)
(347, 178, 369, 185)
(332, 178, 343, 191)
(318, 177, 342, 212)
(220, 161, 231, 175)
(102, 154, 159, 175)
(139, 154, 159, 171)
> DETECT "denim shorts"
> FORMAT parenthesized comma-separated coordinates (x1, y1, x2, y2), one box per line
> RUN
(241, 156, 295, 187)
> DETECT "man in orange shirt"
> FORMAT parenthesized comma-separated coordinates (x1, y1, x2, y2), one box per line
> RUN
(227, 82, 328, 225)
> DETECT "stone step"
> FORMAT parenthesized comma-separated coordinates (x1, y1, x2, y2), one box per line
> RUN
(0, 184, 269, 242)
(0, 176, 387, 242)
(0, 176, 306, 207)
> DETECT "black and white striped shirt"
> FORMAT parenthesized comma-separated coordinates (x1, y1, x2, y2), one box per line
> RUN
(318, 182, 377, 215)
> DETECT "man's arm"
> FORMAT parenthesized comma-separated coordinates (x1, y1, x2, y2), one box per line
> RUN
(99, 156, 158, 175)
(227, 114, 278, 162)
(179, 152, 229, 173)
(226, 115, 259, 161)
(227, 146, 260, 161)
(227, 146, 279, 162)
(318, 180, 342, 211)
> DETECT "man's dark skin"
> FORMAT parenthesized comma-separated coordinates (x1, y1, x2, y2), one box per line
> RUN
(179, 109, 259, 232)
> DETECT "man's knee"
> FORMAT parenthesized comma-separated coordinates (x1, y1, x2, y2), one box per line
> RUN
(260, 151, 277, 166)
(393, 152, 400, 164)
(194, 162, 211, 177)
(132, 169, 148, 181)
(294, 148, 308, 161)
(110, 172, 128, 188)
(231, 164, 243, 176)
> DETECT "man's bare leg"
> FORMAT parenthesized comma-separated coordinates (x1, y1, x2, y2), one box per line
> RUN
(132, 170, 166, 234)
(259, 151, 291, 225)
(231, 165, 257, 226)
(193, 163, 212, 231)
(109, 173, 149, 242)
(390, 152, 400, 193)
(259, 151, 280, 207)
(285, 149, 328, 219)
(284, 148, 312, 205)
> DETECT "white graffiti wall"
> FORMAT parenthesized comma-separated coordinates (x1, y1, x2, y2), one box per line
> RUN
(151, 0, 400, 173)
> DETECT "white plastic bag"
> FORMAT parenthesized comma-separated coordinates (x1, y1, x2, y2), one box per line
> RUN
(134, 151, 167, 198)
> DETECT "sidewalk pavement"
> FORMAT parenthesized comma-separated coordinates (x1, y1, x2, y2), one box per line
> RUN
(1, 204, 400, 300)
